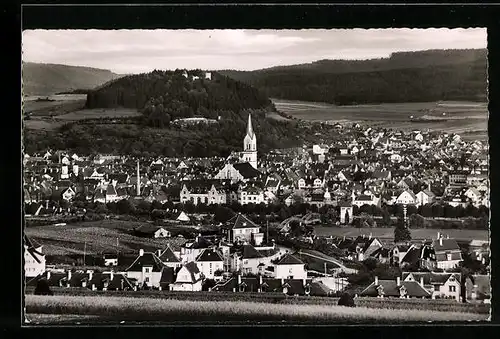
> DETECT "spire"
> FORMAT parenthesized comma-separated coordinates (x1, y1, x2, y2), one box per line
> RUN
(246, 113, 254, 139)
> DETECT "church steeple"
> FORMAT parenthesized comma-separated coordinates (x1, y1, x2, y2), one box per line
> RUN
(246, 113, 254, 139)
(242, 113, 258, 169)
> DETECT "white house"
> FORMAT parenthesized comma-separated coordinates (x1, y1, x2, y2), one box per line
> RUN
(24, 235, 45, 278)
(225, 213, 261, 244)
(432, 237, 463, 271)
(396, 190, 418, 205)
(274, 253, 307, 280)
(403, 272, 461, 301)
(464, 187, 482, 206)
(158, 246, 182, 269)
(170, 262, 203, 291)
(196, 248, 224, 279)
(416, 189, 435, 207)
(125, 249, 165, 288)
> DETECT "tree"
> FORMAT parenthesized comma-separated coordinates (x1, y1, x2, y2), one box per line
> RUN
(338, 292, 355, 307)
(214, 206, 235, 223)
(381, 207, 391, 226)
(117, 199, 135, 215)
(34, 279, 53, 296)
(394, 217, 412, 243)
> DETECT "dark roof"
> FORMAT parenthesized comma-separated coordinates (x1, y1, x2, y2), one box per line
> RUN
(233, 162, 261, 179)
(432, 238, 461, 252)
(159, 246, 180, 263)
(160, 267, 176, 285)
(125, 252, 165, 272)
(241, 244, 264, 259)
(277, 253, 304, 265)
(402, 272, 460, 285)
(361, 279, 431, 298)
(227, 213, 259, 230)
(196, 248, 223, 262)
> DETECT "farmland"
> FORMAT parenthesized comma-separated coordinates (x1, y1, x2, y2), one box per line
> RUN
(313, 226, 489, 242)
(24, 295, 489, 324)
(273, 99, 488, 140)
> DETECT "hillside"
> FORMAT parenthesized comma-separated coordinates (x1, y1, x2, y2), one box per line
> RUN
(220, 49, 488, 105)
(22, 62, 122, 96)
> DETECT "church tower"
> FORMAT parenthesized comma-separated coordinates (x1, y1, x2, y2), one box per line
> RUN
(242, 113, 258, 169)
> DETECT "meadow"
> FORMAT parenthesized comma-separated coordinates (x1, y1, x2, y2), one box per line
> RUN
(272, 99, 488, 140)
(313, 226, 489, 242)
(24, 295, 489, 324)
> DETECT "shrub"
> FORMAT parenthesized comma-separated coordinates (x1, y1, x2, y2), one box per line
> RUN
(338, 292, 355, 307)
(34, 279, 53, 296)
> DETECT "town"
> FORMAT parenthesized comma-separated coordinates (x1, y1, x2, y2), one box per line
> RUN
(24, 113, 490, 305)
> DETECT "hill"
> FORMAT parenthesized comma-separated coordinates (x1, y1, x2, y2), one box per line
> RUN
(22, 62, 122, 96)
(220, 49, 488, 105)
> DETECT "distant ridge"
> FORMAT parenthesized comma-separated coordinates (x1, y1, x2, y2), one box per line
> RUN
(22, 62, 123, 96)
(220, 49, 488, 105)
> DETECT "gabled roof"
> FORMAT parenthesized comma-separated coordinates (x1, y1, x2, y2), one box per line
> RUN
(196, 248, 223, 262)
(361, 279, 431, 298)
(159, 246, 181, 263)
(227, 213, 259, 230)
(432, 238, 461, 252)
(240, 244, 264, 259)
(277, 253, 304, 265)
(233, 162, 261, 179)
(125, 252, 165, 272)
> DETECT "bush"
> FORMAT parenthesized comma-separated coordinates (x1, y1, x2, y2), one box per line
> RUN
(338, 292, 355, 307)
(34, 279, 53, 296)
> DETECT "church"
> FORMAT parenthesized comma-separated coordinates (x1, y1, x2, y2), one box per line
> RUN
(215, 114, 261, 182)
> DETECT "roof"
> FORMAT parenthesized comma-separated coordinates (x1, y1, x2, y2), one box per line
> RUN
(125, 252, 165, 272)
(160, 267, 176, 285)
(196, 248, 223, 262)
(277, 253, 304, 265)
(403, 272, 460, 285)
(233, 162, 261, 179)
(361, 279, 431, 298)
(240, 244, 264, 259)
(227, 213, 259, 230)
(432, 238, 461, 252)
(159, 246, 181, 263)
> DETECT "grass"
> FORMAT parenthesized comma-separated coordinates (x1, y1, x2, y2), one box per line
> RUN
(272, 99, 488, 139)
(25, 295, 489, 323)
(54, 108, 141, 121)
(25, 220, 187, 256)
(313, 227, 489, 242)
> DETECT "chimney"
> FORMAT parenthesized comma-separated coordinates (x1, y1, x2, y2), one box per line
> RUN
(110, 270, 114, 281)
(46, 271, 51, 280)
(437, 232, 441, 240)
(259, 275, 263, 286)
(439, 237, 443, 246)
(238, 274, 241, 285)
(67, 270, 72, 281)
(374, 276, 378, 285)
(420, 276, 424, 287)
(281, 278, 284, 285)
(157, 249, 162, 257)
(139, 249, 144, 257)
(397, 276, 401, 286)
(87, 270, 93, 281)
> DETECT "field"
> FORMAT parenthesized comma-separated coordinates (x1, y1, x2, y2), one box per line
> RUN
(23, 94, 141, 131)
(24, 220, 187, 257)
(313, 227, 489, 242)
(272, 99, 488, 140)
(24, 295, 489, 324)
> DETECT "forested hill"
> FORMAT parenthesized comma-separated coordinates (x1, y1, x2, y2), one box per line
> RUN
(86, 69, 274, 126)
(22, 62, 121, 96)
(220, 49, 488, 105)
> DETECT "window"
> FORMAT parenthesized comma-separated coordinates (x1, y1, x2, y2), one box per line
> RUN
(145, 268, 150, 273)
(145, 277, 150, 283)
(289, 268, 293, 274)
(449, 285, 456, 292)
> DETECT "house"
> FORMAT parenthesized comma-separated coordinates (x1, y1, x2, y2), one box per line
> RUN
(231, 244, 281, 275)
(176, 211, 191, 223)
(224, 213, 261, 244)
(125, 249, 166, 288)
(338, 201, 353, 224)
(352, 194, 379, 208)
(196, 248, 224, 279)
(465, 274, 491, 303)
(103, 253, 118, 267)
(432, 235, 463, 270)
(396, 190, 418, 205)
(464, 187, 482, 206)
(400, 244, 436, 271)
(360, 276, 431, 299)
(180, 235, 213, 263)
(169, 262, 203, 291)
(416, 189, 435, 207)
(134, 225, 171, 239)
(158, 245, 182, 269)
(403, 272, 461, 301)
(215, 162, 261, 183)
(238, 183, 265, 205)
(392, 244, 412, 266)
(274, 253, 307, 280)
(24, 235, 45, 278)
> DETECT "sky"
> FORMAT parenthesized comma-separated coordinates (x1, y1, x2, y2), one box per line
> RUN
(22, 28, 487, 74)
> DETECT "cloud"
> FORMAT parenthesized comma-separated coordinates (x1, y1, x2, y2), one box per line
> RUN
(22, 28, 487, 73)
